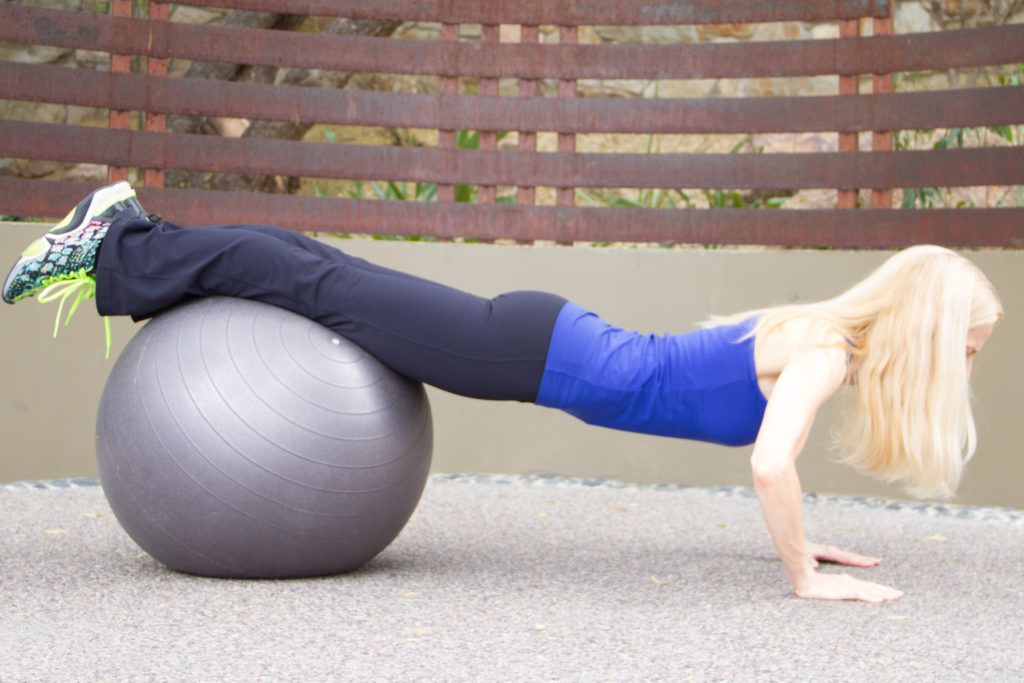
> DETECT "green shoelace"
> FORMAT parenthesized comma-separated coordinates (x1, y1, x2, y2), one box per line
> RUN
(37, 271, 112, 359)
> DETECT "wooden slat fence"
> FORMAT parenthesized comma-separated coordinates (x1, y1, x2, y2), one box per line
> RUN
(1, 0, 1022, 247)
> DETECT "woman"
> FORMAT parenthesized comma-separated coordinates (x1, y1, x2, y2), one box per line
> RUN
(4, 182, 1002, 603)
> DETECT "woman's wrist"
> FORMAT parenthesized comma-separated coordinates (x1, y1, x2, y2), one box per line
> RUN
(787, 556, 818, 592)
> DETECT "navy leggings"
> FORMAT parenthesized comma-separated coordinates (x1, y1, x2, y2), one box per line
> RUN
(95, 217, 567, 402)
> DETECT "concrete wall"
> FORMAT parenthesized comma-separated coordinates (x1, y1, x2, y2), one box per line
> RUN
(2, 224, 1021, 508)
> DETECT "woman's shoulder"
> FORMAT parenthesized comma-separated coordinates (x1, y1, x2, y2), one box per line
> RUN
(754, 315, 849, 397)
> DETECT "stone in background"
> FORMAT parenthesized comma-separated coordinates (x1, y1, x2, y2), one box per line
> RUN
(0, 1, 1014, 196)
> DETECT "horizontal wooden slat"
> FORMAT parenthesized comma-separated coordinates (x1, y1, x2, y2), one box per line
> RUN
(167, 0, 891, 25)
(4, 121, 1021, 191)
(2, 179, 1021, 248)
(3, 5, 1022, 79)
(5, 62, 1024, 135)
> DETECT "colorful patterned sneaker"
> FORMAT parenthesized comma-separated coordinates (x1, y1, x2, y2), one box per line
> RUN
(2, 181, 147, 305)
(3, 181, 150, 357)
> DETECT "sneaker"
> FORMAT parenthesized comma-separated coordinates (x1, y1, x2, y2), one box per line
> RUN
(2, 181, 148, 304)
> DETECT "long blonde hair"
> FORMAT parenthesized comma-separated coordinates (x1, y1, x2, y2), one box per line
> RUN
(713, 246, 1002, 498)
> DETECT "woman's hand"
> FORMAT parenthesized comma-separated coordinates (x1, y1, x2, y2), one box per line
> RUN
(794, 541, 903, 602)
(794, 570, 903, 603)
(806, 541, 881, 568)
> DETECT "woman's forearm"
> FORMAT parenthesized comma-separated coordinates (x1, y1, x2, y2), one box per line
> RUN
(752, 454, 904, 603)
(752, 462, 816, 592)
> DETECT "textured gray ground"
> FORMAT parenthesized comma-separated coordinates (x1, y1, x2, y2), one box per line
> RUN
(2, 475, 1022, 681)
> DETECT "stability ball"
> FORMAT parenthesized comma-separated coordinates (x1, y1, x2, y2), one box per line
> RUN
(96, 297, 432, 579)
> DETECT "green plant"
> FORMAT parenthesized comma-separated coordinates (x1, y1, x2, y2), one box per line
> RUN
(897, 64, 1024, 208)
(448, 130, 513, 204)
(348, 179, 438, 203)
(898, 124, 1023, 208)
(319, 128, 511, 206)
(318, 128, 516, 240)
(577, 137, 789, 211)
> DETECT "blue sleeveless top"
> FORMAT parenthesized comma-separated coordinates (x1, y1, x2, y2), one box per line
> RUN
(535, 302, 767, 446)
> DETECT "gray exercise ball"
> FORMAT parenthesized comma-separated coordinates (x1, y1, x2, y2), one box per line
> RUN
(95, 297, 432, 579)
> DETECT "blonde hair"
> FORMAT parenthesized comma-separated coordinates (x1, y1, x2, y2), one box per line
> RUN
(711, 246, 1002, 498)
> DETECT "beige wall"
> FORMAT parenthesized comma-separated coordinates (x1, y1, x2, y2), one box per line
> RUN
(2, 224, 1020, 508)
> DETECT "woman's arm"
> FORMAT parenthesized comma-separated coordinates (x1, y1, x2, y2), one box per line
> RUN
(751, 346, 903, 603)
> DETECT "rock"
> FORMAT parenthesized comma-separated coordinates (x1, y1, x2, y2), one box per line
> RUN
(169, 5, 225, 25)
(753, 133, 838, 154)
(750, 23, 814, 42)
(59, 163, 107, 184)
(66, 106, 110, 128)
(0, 44, 70, 65)
(698, 23, 757, 41)
(4, 101, 67, 125)
(74, 50, 109, 68)
(939, 0, 986, 17)
(897, 2, 938, 33)
(812, 24, 841, 40)
(593, 26, 699, 44)
(578, 79, 656, 98)
(11, 160, 64, 179)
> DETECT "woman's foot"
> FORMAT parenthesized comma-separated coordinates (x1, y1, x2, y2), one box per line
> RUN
(2, 181, 148, 304)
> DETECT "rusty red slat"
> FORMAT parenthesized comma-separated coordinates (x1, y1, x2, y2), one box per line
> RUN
(166, 0, 891, 25)
(3, 179, 1021, 248)
(5, 120, 1021, 191)
(4, 5, 1022, 80)
(6, 62, 1023, 136)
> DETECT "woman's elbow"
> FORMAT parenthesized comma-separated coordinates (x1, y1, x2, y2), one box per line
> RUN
(750, 458, 795, 489)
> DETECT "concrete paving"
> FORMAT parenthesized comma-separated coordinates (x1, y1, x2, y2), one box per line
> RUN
(2, 474, 1022, 681)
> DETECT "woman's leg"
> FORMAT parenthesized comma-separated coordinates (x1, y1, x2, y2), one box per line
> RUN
(95, 217, 566, 402)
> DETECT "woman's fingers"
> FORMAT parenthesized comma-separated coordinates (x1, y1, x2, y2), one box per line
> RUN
(844, 575, 904, 603)
(861, 580, 905, 603)
(796, 572, 904, 602)
(807, 542, 881, 567)
(797, 544, 902, 602)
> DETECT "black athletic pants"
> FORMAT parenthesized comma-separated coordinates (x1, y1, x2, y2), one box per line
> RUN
(95, 217, 567, 402)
